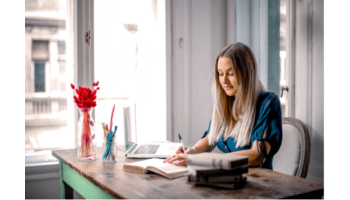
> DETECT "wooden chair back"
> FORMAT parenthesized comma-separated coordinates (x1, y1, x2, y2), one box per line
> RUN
(273, 117, 311, 178)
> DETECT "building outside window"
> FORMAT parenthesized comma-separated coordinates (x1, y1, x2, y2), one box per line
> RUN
(25, 0, 74, 164)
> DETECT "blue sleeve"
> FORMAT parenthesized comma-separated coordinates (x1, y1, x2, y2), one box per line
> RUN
(251, 93, 283, 158)
(201, 120, 211, 139)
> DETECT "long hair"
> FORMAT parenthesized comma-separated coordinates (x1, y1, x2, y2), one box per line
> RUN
(208, 42, 266, 147)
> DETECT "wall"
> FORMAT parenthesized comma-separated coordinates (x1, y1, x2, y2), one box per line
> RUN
(294, 0, 324, 183)
(26, 178, 85, 199)
(171, 0, 228, 146)
(26, 178, 61, 199)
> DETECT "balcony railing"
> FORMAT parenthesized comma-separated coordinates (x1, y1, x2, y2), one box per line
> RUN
(25, 98, 67, 115)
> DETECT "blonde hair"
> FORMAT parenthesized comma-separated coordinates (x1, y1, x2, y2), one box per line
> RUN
(208, 43, 266, 148)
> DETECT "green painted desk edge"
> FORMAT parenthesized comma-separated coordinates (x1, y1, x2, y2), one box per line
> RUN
(53, 151, 120, 199)
(59, 162, 115, 199)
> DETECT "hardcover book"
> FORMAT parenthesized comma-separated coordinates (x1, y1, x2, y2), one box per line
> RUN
(187, 165, 248, 177)
(188, 176, 247, 189)
(185, 153, 249, 170)
(188, 174, 244, 183)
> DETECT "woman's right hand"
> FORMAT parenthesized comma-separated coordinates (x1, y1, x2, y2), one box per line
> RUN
(164, 135, 212, 166)
(175, 145, 188, 154)
(163, 145, 194, 166)
(175, 145, 198, 154)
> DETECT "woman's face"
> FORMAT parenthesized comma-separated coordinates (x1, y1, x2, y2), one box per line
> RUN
(217, 57, 238, 97)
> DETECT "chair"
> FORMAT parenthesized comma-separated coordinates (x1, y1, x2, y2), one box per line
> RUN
(273, 117, 311, 178)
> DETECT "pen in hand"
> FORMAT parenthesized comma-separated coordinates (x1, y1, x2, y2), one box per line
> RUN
(163, 133, 187, 165)
(178, 133, 186, 154)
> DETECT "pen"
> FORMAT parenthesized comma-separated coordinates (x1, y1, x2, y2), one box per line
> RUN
(103, 124, 109, 140)
(102, 123, 106, 139)
(104, 125, 118, 161)
(178, 133, 186, 153)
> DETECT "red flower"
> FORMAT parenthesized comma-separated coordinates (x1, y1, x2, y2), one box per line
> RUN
(74, 96, 79, 103)
(71, 84, 75, 89)
(92, 81, 99, 87)
(96, 87, 100, 90)
(72, 81, 100, 108)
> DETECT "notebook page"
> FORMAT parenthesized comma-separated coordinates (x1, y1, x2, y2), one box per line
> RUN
(124, 158, 188, 178)
(125, 158, 164, 168)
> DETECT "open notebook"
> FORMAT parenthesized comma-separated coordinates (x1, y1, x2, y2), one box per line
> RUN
(123, 158, 188, 179)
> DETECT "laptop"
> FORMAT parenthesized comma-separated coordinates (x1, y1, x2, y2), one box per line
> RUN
(123, 103, 181, 158)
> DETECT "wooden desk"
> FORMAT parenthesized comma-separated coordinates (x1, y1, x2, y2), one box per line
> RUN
(52, 148, 324, 199)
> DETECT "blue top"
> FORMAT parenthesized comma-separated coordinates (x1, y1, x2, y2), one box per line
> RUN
(201, 90, 283, 170)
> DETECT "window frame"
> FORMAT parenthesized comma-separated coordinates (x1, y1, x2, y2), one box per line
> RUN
(25, 0, 95, 180)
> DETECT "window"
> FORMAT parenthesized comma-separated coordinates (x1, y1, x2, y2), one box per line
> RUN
(94, 0, 167, 145)
(58, 41, 66, 55)
(32, 40, 49, 61)
(25, 0, 167, 167)
(34, 61, 46, 92)
(25, 0, 75, 165)
(32, 40, 49, 93)
(280, 0, 287, 117)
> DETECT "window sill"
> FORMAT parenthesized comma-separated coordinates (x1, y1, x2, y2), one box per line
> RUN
(25, 162, 60, 181)
(25, 150, 60, 181)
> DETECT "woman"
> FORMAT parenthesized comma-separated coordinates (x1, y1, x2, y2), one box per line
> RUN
(164, 42, 282, 170)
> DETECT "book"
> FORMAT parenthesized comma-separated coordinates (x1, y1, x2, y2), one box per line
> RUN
(123, 158, 188, 179)
(188, 174, 244, 183)
(185, 153, 249, 170)
(188, 176, 247, 189)
(187, 164, 248, 177)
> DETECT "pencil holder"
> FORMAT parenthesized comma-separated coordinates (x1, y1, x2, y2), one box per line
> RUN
(77, 107, 97, 161)
(102, 130, 117, 162)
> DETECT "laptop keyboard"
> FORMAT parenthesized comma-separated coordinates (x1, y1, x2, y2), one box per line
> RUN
(133, 145, 160, 154)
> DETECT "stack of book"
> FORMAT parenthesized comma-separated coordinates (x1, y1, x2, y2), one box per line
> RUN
(185, 153, 249, 189)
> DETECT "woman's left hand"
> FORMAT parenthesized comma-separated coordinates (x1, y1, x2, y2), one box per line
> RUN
(163, 153, 187, 166)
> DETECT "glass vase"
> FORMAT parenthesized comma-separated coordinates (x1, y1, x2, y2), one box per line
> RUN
(77, 107, 97, 161)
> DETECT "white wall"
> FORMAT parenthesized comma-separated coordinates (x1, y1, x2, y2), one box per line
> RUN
(171, 0, 228, 146)
(294, 0, 324, 183)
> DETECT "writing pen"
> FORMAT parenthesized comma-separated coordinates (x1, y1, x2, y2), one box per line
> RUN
(178, 133, 186, 153)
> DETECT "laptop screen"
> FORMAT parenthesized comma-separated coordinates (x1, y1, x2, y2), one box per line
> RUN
(123, 103, 137, 154)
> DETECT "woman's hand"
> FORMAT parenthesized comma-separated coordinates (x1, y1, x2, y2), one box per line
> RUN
(174, 145, 192, 154)
(163, 153, 187, 166)
(163, 135, 213, 166)
(163, 145, 194, 166)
